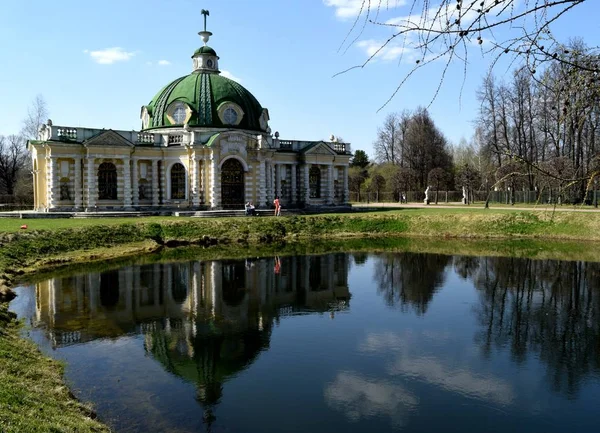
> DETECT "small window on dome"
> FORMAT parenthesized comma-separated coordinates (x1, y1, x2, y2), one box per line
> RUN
(223, 107, 238, 125)
(173, 104, 187, 124)
(206, 58, 214, 68)
(167, 101, 191, 125)
(217, 102, 244, 126)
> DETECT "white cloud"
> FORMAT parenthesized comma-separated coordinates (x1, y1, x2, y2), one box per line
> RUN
(85, 47, 135, 65)
(358, 332, 515, 407)
(357, 39, 414, 62)
(324, 0, 407, 20)
(324, 371, 418, 426)
(158, 60, 171, 66)
(220, 70, 242, 83)
(389, 357, 515, 406)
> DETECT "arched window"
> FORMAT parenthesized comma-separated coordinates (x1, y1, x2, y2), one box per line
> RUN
(98, 162, 117, 200)
(171, 163, 186, 199)
(309, 166, 321, 198)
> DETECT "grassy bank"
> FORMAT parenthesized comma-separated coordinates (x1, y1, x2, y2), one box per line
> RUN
(2, 208, 600, 432)
(0, 304, 110, 432)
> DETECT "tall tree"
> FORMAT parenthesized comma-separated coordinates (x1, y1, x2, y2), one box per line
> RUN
(403, 107, 453, 189)
(350, 149, 370, 168)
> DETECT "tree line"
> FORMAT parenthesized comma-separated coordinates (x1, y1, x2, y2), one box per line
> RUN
(350, 40, 600, 206)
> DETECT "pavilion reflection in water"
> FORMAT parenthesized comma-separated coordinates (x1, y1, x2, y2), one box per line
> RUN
(33, 254, 350, 423)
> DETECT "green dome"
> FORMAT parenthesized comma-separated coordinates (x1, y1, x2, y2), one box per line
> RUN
(144, 72, 265, 131)
(193, 46, 217, 56)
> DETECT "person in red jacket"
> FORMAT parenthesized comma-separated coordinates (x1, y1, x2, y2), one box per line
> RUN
(273, 196, 281, 216)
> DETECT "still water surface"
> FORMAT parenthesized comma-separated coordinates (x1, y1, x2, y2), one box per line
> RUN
(10, 252, 600, 432)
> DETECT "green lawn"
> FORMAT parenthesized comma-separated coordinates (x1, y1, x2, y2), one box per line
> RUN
(0, 206, 569, 233)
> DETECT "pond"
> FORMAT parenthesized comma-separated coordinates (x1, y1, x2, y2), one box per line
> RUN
(10, 251, 600, 433)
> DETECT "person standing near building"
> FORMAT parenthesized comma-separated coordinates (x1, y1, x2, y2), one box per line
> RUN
(273, 196, 281, 216)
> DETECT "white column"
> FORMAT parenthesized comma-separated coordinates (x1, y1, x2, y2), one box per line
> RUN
(291, 165, 297, 205)
(210, 156, 220, 208)
(123, 157, 132, 209)
(152, 160, 159, 207)
(132, 159, 139, 207)
(191, 158, 200, 207)
(304, 164, 310, 204)
(74, 157, 82, 210)
(199, 158, 205, 204)
(264, 160, 271, 202)
(270, 162, 276, 201)
(258, 158, 266, 207)
(343, 165, 349, 204)
(161, 160, 167, 204)
(275, 163, 281, 199)
(86, 157, 95, 210)
(327, 165, 334, 205)
(47, 157, 58, 209)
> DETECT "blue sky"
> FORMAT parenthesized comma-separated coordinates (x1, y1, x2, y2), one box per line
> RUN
(1, 0, 599, 158)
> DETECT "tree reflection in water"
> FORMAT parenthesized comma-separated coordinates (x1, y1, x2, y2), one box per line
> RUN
(373, 253, 451, 315)
(469, 257, 600, 397)
(372, 252, 600, 398)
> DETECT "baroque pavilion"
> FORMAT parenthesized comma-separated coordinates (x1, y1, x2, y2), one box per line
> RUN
(28, 12, 351, 212)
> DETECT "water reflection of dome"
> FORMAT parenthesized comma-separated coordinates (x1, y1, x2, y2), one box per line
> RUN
(146, 323, 272, 406)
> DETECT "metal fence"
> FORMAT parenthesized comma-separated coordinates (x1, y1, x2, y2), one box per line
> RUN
(349, 190, 600, 206)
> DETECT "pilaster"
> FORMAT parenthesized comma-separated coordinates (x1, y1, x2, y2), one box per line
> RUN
(258, 158, 266, 207)
(291, 165, 297, 205)
(152, 160, 159, 207)
(132, 159, 139, 207)
(123, 157, 132, 209)
(210, 156, 220, 208)
(343, 166, 349, 204)
(275, 163, 281, 199)
(86, 157, 96, 210)
(47, 157, 59, 209)
(327, 165, 334, 205)
(304, 164, 310, 204)
(192, 157, 200, 207)
(74, 157, 82, 210)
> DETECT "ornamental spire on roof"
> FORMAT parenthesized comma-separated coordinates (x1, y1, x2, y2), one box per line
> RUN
(199, 9, 212, 45)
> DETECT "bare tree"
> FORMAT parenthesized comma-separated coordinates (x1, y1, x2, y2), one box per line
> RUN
(338, 1, 593, 108)
(21, 94, 48, 140)
(0, 135, 27, 196)
(373, 111, 410, 164)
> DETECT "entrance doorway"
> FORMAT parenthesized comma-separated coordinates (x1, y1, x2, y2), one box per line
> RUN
(221, 158, 244, 209)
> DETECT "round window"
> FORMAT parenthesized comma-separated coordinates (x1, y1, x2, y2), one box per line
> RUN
(223, 107, 238, 125)
(206, 58, 214, 68)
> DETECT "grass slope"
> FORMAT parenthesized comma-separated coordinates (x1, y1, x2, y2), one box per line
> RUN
(0, 305, 110, 433)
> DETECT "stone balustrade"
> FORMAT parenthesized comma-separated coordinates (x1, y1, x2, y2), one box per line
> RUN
(38, 124, 352, 154)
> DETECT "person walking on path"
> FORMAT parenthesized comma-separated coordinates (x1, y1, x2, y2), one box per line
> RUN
(273, 196, 281, 216)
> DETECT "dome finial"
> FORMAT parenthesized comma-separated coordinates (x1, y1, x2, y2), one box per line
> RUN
(199, 9, 212, 45)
